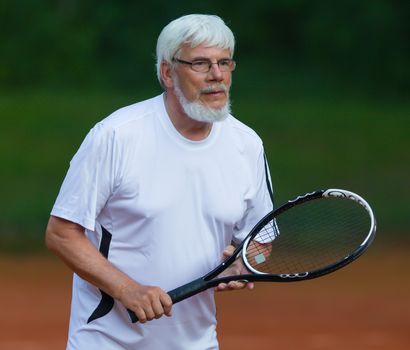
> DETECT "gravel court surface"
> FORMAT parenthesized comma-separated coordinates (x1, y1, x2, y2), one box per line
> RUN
(1, 245, 408, 349)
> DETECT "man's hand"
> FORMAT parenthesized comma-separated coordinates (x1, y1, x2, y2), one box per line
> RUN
(118, 282, 173, 323)
(215, 245, 254, 292)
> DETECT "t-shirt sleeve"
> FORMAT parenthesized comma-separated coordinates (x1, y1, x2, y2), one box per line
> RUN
(232, 145, 275, 244)
(51, 123, 119, 231)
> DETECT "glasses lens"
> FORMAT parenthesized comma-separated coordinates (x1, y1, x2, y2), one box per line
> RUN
(181, 59, 236, 72)
(191, 61, 211, 73)
(218, 59, 235, 72)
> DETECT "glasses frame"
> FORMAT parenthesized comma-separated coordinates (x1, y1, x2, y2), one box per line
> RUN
(172, 57, 236, 73)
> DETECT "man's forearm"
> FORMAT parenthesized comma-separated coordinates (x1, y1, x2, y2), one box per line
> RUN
(45, 216, 134, 300)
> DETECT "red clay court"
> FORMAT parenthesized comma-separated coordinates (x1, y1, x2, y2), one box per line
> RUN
(1, 244, 408, 349)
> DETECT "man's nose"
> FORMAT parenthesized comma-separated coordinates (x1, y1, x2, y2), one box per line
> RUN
(207, 63, 224, 81)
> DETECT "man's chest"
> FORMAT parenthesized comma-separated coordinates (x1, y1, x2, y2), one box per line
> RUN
(111, 143, 254, 227)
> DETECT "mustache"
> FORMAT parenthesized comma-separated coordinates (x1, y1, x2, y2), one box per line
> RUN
(200, 84, 228, 94)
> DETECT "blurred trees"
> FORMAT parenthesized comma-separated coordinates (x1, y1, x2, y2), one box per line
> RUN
(1, 1, 409, 245)
(0, 0, 409, 93)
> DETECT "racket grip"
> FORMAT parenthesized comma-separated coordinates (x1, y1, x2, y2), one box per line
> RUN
(128, 309, 139, 323)
(168, 277, 208, 304)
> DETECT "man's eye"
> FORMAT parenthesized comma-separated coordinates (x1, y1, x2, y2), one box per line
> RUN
(219, 60, 231, 66)
(192, 61, 210, 67)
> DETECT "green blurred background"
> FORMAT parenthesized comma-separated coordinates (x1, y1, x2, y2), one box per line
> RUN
(1, 0, 409, 252)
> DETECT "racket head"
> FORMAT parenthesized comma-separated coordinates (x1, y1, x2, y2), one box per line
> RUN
(241, 188, 376, 281)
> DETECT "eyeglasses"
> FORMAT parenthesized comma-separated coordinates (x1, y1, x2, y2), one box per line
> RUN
(172, 57, 236, 73)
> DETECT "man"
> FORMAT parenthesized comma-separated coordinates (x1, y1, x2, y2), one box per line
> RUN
(46, 14, 274, 349)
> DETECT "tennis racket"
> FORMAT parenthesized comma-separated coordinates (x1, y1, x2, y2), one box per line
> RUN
(128, 188, 376, 323)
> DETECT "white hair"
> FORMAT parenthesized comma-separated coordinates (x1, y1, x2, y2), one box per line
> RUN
(156, 14, 235, 87)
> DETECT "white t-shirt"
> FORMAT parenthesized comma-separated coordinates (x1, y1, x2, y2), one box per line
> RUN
(51, 94, 274, 350)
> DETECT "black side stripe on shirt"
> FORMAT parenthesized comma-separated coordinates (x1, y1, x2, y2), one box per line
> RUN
(263, 152, 274, 206)
(87, 226, 115, 323)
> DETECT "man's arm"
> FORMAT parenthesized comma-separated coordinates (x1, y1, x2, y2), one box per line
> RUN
(45, 216, 172, 323)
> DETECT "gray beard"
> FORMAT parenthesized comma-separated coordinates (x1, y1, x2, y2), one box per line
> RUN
(173, 82, 231, 123)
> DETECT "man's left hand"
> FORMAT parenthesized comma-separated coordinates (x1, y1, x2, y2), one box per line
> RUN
(215, 245, 254, 292)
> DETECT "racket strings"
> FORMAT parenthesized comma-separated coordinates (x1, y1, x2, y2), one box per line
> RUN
(257, 220, 280, 242)
(245, 197, 371, 275)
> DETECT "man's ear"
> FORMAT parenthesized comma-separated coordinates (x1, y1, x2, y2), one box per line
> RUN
(160, 60, 174, 89)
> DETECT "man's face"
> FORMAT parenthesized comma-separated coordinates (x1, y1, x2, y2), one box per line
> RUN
(171, 44, 232, 111)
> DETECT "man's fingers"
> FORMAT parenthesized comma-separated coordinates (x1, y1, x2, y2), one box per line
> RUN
(123, 285, 173, 323)
(223, 245, 235, 258)
(216, 279, 255, 292)
(216, 281, 243, 291)
(151, 299, 165, 319)
(151, 293, 173, 319)
(228, 280, 246, 289)
(160, 293, 173, 317)
(134, 307, 148, 323)
(216, 282, 229, 291)
(144, 307, 156, 321)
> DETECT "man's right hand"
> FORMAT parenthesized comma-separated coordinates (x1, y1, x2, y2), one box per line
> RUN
(118, 282, 173, 323)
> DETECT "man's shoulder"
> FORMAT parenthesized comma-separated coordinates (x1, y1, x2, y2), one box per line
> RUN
(100, 94, 163, 131)
(80, 94, 163, 149)
(224, 115, 263, 145)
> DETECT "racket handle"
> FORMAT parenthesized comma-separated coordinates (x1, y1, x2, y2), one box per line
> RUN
(128, 309, 139, 323)
(168, 277, 208, 304)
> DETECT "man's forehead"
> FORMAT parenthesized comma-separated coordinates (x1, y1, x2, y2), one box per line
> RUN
(177, 43, 232, 58)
